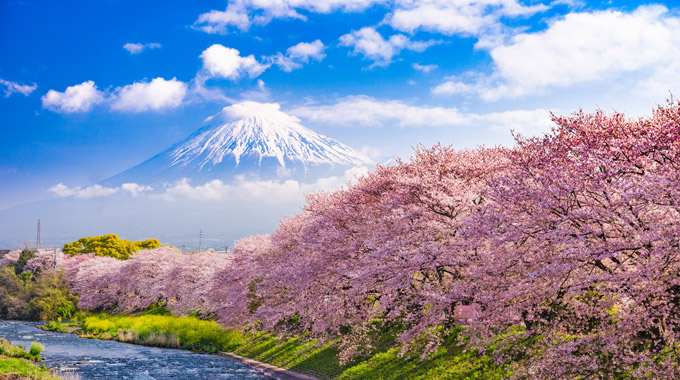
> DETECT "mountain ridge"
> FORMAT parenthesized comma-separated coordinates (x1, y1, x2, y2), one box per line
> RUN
(102, 101, 370, 186)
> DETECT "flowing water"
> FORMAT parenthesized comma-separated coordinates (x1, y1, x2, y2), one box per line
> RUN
(0, 321, 275, 379)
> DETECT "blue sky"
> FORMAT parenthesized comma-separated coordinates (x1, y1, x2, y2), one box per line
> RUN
(2, 0, 680, 211)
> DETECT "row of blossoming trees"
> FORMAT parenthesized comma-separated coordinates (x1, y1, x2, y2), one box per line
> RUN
(25, 103, 680, 378)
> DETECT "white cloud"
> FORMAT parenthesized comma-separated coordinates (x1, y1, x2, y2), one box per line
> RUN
(49, 182, 153, 198)
(431, 80, 477, 95)
(0, 78, 37, 97)
(269, 55, 300, 72)
(359, 145, 383, 161)
(412, 63, 437, 73)
(386, 0, 548, 36)
(476, 108, 554, 136)
(193, 0, 386, 33)
(291, 95, 467, 127)
(217, 100, 301, 124)
(269, 40, 326, 72)
(121, 183, 153, 196)
(290, 95, 552, 134)
(111, 77, 188, 112)
(340, 27, 439, 67)
(49, 183, 118, 199)
(194, 7, 252, 33)
(200, 44, 269, 80)
(123, 42, 161, 54)
(42, 78, 188, 114)
(192, 0, 553, 39)
(155, 167, 369, 203)
(436, 5, 680, 101)
(156, 179, 231, 201)
(41, 81, 105, 113)
(287, 40, 326, 61)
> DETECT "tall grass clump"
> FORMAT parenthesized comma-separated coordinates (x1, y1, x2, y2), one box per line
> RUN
(81, 314, 243, 353)
(0, 338, 45, 361)
(29, 341, 44, 360)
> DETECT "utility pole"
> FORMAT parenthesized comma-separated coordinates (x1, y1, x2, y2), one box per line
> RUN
(53, 248, 57, 269)
(198, 229, 203, 252)
(36, 219, 41, 249)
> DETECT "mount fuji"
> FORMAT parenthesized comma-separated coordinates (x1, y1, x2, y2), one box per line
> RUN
(102, 101, 370, 187)
(0, 102, 373, 248)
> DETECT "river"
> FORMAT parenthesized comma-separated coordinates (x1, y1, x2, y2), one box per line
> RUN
(0, 321, 275, 379)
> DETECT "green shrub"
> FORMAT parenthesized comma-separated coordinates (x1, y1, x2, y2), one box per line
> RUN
(28, 342, 44, 360)
(43, 321, 68, 333)
(0, 267, 23, 318)
(0, 267, 78, 321)
(14, 248, 36, 274)
(24, 270, 78, 321)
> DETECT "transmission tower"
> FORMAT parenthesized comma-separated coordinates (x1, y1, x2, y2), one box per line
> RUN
(36, 219, 42, 249)
(198, 229, 203, 252)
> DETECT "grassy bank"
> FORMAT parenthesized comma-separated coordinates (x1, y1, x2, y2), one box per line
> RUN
(232, 328, 509, 380)
(0, 338, 61, 379)
(77, 313, 243, 353)
(58, 309, 509, 380)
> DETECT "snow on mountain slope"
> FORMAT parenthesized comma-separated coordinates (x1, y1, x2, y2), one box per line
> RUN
(171, 101, 369, 169)
(102, 101, 370, 186)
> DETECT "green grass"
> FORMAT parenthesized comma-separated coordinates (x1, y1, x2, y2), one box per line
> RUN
(233, 327, 510, 380)
(0, 338, 43, 361)
(79, 313, 243, 353)
(337, 330, 509, 380)
(73, 310, 512, 380)
(0, 338, 60, 379)
(0, 339, 30, 360)
(233, 331, 344, 379)
(42, 320, 68, 333)
(0, 357, 61, 379)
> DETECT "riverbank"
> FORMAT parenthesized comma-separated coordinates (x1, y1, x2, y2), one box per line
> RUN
(0, 337, 61, 380)
(230, 328, 510, 380)
(1, 321, 271, 379)
(45, 314, 321, 380)
(77, 313, 242, 353)
(46, 312, 510, 380)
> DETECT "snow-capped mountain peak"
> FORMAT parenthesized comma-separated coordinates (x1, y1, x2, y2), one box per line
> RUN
(101, 101, 371, 186)
(169, 101, 370, 169)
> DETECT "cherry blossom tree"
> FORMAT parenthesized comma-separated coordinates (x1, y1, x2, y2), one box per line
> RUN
(23, 249, 68, 273)
(0, 249, 21, 268)
(211, 145, 507, 359)
(67, 247, 232, 314)
(61, 102, 680, 377)
(465, 103, 680, 378)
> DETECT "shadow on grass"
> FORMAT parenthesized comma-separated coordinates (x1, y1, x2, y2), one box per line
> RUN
(233, 327, 509, 380)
